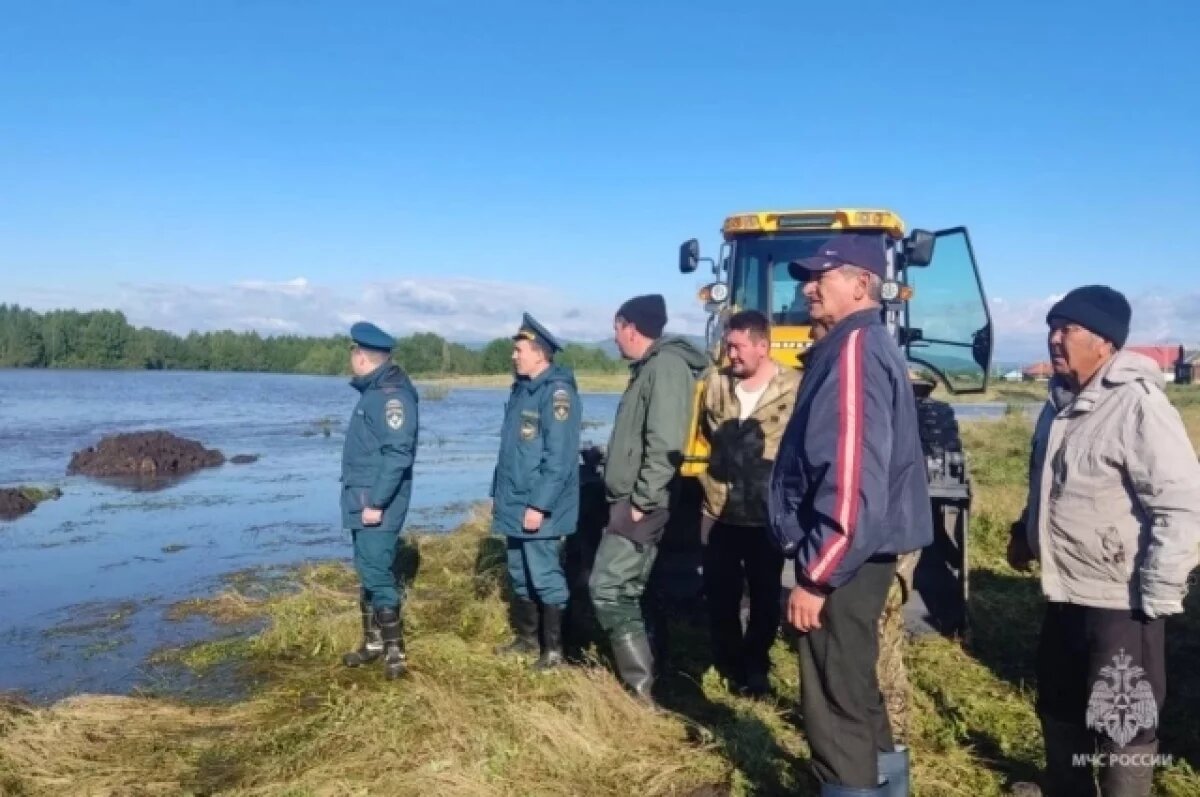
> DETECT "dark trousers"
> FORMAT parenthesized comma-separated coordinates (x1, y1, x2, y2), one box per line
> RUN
(505, 536, 568, 607)
(1035, 601, 1166, 794)
(352, 528, 402, 611)
(701, 517, 785, 682)
(799, 558, 897, 788)
(588, 499, 669, 639)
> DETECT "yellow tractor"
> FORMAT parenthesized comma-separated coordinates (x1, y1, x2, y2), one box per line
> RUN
(674, 207, 994, 637)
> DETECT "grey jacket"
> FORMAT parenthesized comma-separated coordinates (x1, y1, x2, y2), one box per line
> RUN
(1016, 350, 1200, 618)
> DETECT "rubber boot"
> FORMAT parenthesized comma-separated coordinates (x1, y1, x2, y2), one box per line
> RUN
(611, 630, 655, 704)
(1041, 717, 1098, 797)
(818, 779, 889, 796)
(1097, 742, 1157, 797)
(878, 745, 909, 797)
(495, 596, 540, 656)
(375, 606, 408, 680)
(341, 600, 383, 667)
(533, 604, 565, 671)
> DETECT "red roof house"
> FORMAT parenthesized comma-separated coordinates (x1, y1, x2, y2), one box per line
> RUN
(1126, 345, 1182, 373)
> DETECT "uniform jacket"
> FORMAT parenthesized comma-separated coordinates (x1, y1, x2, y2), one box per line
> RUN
(698, 363, 802, 527)
(490, 364, 582, 539)
(1015, 350, 1200, 618)
(603, 335, 710, 512)
(341, 362, 419, 533)
(768, 308, 933, 591)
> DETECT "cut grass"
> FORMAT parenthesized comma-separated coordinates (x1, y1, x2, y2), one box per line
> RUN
(3, 401, 1200, 796)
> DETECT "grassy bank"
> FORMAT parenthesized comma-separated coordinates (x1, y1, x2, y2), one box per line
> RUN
(4, 405, 1200, 795)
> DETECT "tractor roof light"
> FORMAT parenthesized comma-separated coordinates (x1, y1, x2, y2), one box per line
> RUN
(722, 214, 763, 233)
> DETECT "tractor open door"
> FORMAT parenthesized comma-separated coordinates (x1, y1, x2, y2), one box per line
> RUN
(900, 227, 993, 638)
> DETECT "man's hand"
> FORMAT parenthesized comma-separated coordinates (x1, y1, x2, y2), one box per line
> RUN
(522, 507, 545, 533)
(1007, 533, 1035, 571)
(630, 505, 645, 523)
(362, 507, 383, 527)
(1007, 521, 1035, 571)
(788, 585, 826, 632)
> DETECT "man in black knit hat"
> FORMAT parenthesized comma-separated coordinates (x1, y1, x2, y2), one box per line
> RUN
(1008, 285, 1200, 797)
(588, 293, 709, 703)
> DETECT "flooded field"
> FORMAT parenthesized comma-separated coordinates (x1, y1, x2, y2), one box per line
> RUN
(0, 369, 1020, 702)
(0, 369, 619, 701)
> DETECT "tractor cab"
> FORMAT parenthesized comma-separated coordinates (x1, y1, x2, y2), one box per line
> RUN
(679, 209, 992, 394)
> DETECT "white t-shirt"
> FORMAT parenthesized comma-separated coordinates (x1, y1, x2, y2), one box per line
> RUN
(734, 380, 770, 421)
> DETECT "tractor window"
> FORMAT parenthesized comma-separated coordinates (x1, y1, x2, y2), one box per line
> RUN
(904, 228, 993, 393)
(729, 234, 840, 326)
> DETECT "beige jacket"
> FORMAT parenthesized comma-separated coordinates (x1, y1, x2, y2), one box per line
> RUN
(1019, 350, 1200, 618)
(697, 364, 801, 527)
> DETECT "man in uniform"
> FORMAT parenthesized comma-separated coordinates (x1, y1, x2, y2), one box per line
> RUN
(491, 313, 582, 671)
(339, 321, 420, 680)
(588, 294, 709, 703)
(768, 235, 932, 796)
(696, 309, 800, 697)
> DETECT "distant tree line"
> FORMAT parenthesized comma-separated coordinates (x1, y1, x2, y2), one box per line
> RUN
(0, 304, 623, 376)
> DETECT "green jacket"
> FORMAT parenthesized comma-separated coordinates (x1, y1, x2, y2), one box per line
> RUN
(603, 335, 710, 512)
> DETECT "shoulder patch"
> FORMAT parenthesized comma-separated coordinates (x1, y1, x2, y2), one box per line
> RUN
(552, 387, 571, 421)
(384, 398, 405, 431)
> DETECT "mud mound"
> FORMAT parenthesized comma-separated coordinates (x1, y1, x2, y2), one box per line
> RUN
(68, 431, 225, 480)
(0, 489, 35, 521)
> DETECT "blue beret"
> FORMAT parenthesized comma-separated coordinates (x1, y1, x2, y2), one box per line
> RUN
(512, 313, 562, 354)
(350, 321, 395, 352)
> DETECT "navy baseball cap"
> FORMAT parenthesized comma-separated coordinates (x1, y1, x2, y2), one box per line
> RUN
(787, 234, 888, 281)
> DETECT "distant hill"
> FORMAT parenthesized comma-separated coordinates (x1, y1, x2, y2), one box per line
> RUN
(563, 334, 708, 360)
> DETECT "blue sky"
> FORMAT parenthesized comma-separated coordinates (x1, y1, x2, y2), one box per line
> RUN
(2, 0, 1197, 360)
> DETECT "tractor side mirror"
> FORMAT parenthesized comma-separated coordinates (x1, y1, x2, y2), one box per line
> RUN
(903, 229, 936, 267)
(679, 239, 700, 274)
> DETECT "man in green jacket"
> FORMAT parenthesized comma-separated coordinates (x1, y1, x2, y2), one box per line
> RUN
(589, 293, 710, 703)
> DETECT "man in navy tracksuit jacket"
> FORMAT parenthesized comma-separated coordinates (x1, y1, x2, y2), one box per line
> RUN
(768, 234, 933, 797)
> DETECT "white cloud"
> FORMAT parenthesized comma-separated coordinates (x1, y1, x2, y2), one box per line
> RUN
(988, 291, 1200, 362)
(16, 275, 1195, 363)
(8, 276, 707, 344)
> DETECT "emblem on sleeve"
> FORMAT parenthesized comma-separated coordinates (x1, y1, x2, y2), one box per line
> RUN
(385, 398, 405, 431)
(552, 388, 571, 422)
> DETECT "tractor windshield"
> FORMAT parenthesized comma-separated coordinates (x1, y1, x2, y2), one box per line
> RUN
(728, 233, 850, 326)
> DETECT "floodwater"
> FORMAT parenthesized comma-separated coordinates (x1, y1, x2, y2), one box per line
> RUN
(0, 369, 618, 701)
(0, 369, 1017, 702)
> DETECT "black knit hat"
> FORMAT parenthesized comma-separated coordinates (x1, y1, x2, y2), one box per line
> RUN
(616, 294, 668, 338)
(1046, 285, 1131, 349)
